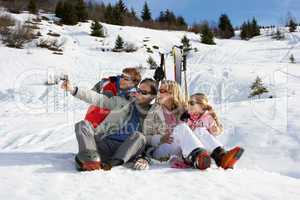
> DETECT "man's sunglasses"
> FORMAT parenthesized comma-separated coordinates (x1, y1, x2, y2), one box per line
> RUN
(136, 88, 153, 96)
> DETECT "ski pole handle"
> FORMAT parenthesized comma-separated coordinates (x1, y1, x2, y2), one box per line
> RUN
(60, 75, 69, 97)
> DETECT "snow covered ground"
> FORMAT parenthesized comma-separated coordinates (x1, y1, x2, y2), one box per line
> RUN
(0, 12, 300, 200)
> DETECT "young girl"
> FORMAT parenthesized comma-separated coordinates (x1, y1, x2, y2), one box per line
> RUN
(180, 93, 244, 169)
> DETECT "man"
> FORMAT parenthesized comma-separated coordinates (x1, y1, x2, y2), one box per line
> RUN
(85, 67, 141, 128)
(61, 78, 157, 171)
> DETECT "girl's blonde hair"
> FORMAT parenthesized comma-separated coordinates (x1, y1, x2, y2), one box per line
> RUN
(190, 93, 224, 132)
(159, 80, 187, 111)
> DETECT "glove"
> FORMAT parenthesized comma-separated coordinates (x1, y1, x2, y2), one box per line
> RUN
(180, 111, 190, 122)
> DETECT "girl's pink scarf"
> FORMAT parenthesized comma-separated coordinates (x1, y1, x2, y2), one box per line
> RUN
(187, 112, 205, 131)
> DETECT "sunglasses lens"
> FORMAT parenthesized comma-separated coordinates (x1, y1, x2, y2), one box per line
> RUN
(137, 89, 150, 95)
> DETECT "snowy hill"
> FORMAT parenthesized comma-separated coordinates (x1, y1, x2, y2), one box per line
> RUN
(0, 12, 300, 200)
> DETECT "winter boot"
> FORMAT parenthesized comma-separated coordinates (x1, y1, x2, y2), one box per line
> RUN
(186, 147, 211, 170)
(75, 150, 101, 171)
(211, 146, 244, 170)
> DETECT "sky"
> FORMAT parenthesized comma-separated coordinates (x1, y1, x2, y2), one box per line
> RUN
(96, 0, 300, 26)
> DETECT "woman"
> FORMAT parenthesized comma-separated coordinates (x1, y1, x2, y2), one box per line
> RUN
(143, 80, 212, 170)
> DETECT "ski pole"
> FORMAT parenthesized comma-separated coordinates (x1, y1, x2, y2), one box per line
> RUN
(182, 54, 189, 102)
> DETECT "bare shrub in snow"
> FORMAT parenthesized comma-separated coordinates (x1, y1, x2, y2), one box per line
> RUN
(2, 22, 35, 48)
(0, 14, 15, 36)
(37, 37, 65, 52)
(124, 42, 138, 52)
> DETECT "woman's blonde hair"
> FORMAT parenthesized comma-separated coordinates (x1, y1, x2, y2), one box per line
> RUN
(190, 93, 224, 132)
(159, 80, 187, 111)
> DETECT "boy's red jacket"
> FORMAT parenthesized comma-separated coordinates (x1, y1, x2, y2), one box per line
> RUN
(84, 77, 118, 128)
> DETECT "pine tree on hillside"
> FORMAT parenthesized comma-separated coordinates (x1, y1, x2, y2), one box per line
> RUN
(158, 9, 176, 24)
(104, 3, 114, 23)
(116, 0, 127, 13)
(289, 54, 295, 63)
(141, 2, 152, 22)
(147, 56, 158, 69)
(130, 7, 137, 18)
(55, 1, 64, 18)
(129, 7, 140, 21)
(114, 35, 124, 51)
(91, 21, 104, 37)
(62, 1, 78, 25)
(181, 35, 191, 53)
(240, 19, 260, 40)
(240, 22, 248, 40)
(176, 16, 187, 29)
(218, 14, 235, 38)
(272, 28, 285, 40)
(75, 0, 88, 22)
(28, 0, 38, 14)
(288, 19, 297, 32)
(251, 18, 260, 36)
(112, 5, 123, 25)
(201, 23, 215, 45)
(249, 76, 269, 99)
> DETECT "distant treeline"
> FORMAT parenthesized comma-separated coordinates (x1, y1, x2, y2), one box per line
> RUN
(0, 0, 299, 40)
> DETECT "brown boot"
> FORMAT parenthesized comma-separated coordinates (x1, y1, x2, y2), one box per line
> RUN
(211, 146, 244, 170)
(186, 148, 211, 170)
(75, 156, 101, 171)
(75, 150, 101, 171)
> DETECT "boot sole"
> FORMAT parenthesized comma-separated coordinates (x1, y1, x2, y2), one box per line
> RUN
(221, 147, 244, 170)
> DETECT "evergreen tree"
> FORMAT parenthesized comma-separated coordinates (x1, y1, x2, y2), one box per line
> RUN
(288, 19, 297, 32)
(130, 7, 137, 18)
(114, 35, 124, 51)
(289, 54, 295, 63)
(116, 0, 127, 13)
(201, 23, 215, 45)
(272, 28, 285, 40)
(104, 3, 114, 23)
(147, 56, 158, 69)
(176, 16, 187, 29)
(91, 21, 104, 37)
(218, 14, 235, 38)
(28, 0, 38, 14)
(181, 35, 191, 53)
(62, 1, 78, 25)
(141, 2, 152, 22)
(75, 0, 88, 22)
(160, 9, 176, 24)
(251, 18, 260, 36)
(249, 76, 269, 98)
(112, 4, 123, 25)
(240, 22, 248, 40)
(55, 1, 64, 18)
(240, 19, 260, 40)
